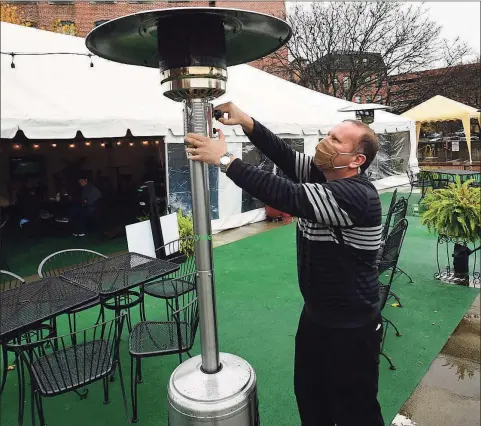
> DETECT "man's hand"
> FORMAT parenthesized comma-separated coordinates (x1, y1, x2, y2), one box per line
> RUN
(214, 102, 254, 134)
(185, 129, 234, 166)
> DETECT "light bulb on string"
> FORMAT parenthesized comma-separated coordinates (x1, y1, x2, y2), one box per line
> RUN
(116, 141, 122, 146)
(142, 141, 149, 146)
(13, 143, 21, 150)
(69, 144, 75, 148)
(85, 141, 91, 146)
(129, 142, 134, 147)
(101, 143, 106, 148)
(51, 143, 57, 148)
(33, 144, 39, 149)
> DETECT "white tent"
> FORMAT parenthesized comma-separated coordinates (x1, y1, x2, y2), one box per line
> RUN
(1, 22, 417, 232)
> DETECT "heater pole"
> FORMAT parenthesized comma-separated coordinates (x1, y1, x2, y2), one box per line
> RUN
(184, 98, 220, 374)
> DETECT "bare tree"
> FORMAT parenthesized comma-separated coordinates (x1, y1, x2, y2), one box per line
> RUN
(262, 2, 471, 109)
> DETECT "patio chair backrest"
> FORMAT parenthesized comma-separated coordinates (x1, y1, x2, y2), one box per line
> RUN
(38, 249, 107, 278)
(391, 198, 408, 228)
(382, 197, 408, 241)
(381, 190, 398, 240)
(377, 218, 409, 282)
(156, 237, 196, 283)
(0, 270, 25, 292)
(166, 282, 199, 352)
(10, 314, 125, 397)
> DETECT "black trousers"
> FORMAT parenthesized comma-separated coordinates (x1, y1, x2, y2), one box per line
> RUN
(294, 309, 385, 426)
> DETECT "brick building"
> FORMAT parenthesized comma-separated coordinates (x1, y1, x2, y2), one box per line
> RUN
(386, 62, 480, 113)
(9, 0, 286, 68)
(290, 52, 389, 104)
(11, 1, 285, 35)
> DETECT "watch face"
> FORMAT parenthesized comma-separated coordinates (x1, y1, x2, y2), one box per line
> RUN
(220, 156, 230, 165)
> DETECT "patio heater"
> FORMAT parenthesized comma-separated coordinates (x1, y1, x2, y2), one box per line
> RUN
(337, 103, 391, 125)
(85, 8, 291, 425)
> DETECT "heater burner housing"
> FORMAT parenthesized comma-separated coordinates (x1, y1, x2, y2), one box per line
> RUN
(86, 8, 291, 101)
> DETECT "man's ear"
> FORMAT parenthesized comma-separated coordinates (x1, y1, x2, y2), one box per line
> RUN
(349, 153, 366, 169)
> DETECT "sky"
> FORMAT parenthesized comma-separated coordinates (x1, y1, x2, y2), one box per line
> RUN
(286, 2, 480, 62)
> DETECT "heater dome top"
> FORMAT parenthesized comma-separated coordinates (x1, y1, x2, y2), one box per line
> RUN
(85, 7, 292, 68)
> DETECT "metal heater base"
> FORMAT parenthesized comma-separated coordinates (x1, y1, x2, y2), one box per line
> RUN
(168, 353, 259, 425)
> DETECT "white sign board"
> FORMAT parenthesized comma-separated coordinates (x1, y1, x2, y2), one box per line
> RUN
(125, 213, 180, 258)
(451, 140, 460, 152)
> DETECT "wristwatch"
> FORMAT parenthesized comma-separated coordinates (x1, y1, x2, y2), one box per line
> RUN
(219, 152, 233, 173)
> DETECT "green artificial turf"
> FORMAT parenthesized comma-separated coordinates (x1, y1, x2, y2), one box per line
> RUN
(0, 191, 479, 426)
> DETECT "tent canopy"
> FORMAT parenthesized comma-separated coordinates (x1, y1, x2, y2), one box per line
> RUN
(402, 95, 481, 163)
(1, 21, 413, 141)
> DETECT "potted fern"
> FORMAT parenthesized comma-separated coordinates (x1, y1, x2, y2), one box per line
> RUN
(177, 209, 195, 257)
(420, 177, 481, 243)
(420, 177, 481, 284)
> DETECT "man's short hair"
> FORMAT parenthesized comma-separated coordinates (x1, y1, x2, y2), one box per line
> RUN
(343, 119, 380, 173)
(78, 175, 88, 181)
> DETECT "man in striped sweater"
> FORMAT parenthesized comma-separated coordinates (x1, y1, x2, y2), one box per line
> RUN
(185, 102, 384, 426)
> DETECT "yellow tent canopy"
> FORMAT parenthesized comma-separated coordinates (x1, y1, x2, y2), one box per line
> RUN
(402, 95, 481, 163)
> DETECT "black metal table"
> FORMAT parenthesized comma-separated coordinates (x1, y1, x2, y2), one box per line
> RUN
(0, 277, 98, 339)
(60, 252, 180, 296)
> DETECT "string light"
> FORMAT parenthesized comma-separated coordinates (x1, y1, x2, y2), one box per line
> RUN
(101, 143, 106, 147)
(69, 143, 75, 148)
(13, 144, 21, 149)
(129, 142, 134, 147)
(51, 143, 57, 148)
(154, 140, 160, 145)
(142, 141, 149, 146)
(85, 141, 91, 146)
(33, 144, 39, 149)
(1, 51, 96, 69)
(116, 141, 122, 146)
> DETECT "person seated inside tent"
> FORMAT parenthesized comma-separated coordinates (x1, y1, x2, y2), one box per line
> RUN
(69, 175, 102, 237)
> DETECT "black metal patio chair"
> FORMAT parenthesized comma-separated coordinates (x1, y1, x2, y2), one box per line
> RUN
(129, 282, 198, 423)
(381, 189, 398, 241)
(140, 237, 196, 322)
(1, 270, 56, 404)
(9, 314, 127, 426)
(38, 249, 108, 333)
(406, 169, 432, 201)
(379, 282, 402, 371)
(379, 199, 412, 287)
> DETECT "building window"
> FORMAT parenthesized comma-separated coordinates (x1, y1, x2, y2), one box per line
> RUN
(56, 20, 77, 35)
(354, 96, 362, 103)
(95, 20, 109, 27)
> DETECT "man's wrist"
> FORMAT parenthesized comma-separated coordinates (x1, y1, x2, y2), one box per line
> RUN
(240, 116, 254, 134)
(225, 156, 237, 171)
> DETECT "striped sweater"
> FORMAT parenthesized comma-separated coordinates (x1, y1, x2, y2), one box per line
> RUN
(226, 119, 382, 328)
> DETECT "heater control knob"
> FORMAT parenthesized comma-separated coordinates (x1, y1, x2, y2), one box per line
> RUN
(213, 110, 223, 120)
